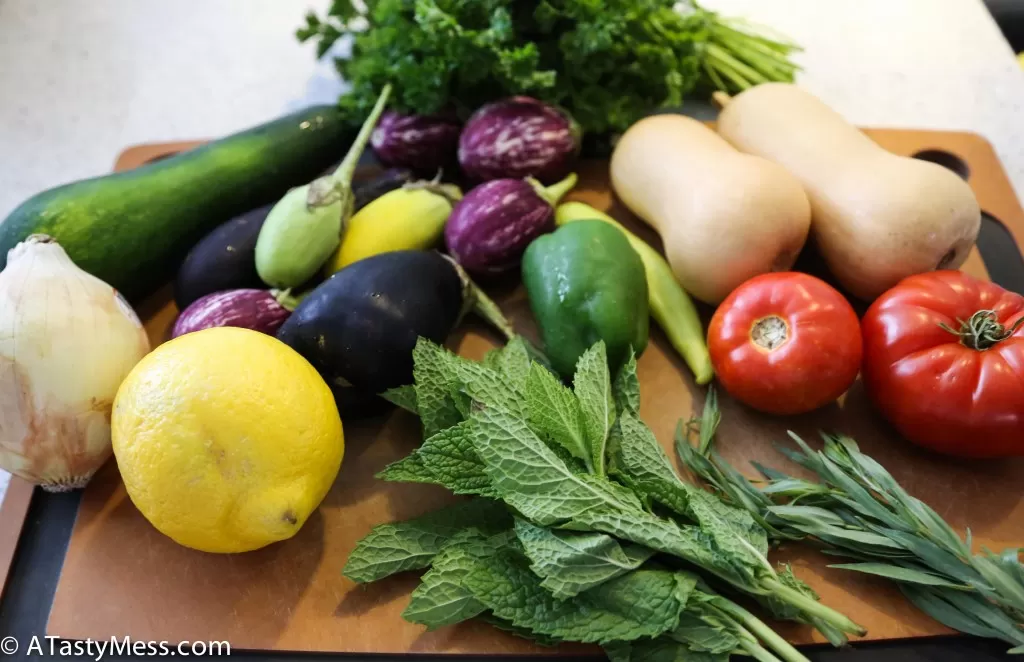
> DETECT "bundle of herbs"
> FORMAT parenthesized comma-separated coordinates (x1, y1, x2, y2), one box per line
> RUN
(677, 390, 1024, 654)
(297, 1, 801, 135)
(344, 338, 863, 661)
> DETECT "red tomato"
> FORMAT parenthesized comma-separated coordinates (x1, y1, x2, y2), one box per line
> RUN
(708, 273, 862, 415)
(862, 270, 1024, 458)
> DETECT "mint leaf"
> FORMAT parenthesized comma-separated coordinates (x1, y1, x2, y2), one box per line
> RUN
(574, 342, 616, 476)
(481, 615, 560, 647)
(413, 338, 462, 437)
(629, 638, 729, 662)
(670, 613, 739, 654)
(468, 404, 642, 526)
(402, 530, 490, 629)
(612, 350, 640, 416)
(450, 530, 694, 644)
(515, 518, 653, 598)
(377, 453, 434, 484)
(343, 500, 510, 583)
(525, 363, 590, 469)
(381, 384, 418, 413)
(574, 506, 751, 589)
(493, 336, 532, 392)
(604, 641, 633, 662)
(415, 422, 496, 497)
(615, 411, 769, 562)
(448, 353, 524, 416)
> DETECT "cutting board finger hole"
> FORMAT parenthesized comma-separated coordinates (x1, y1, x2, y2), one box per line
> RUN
(912, 149, 970, 180)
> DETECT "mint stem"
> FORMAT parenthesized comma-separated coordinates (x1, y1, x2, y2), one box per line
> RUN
(764, 579, 867, 636)
(715, 599, 812, 662)
(738, 638, 785, 662)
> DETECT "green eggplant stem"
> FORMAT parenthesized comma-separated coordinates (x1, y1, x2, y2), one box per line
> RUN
(331, 83, 393, 190)
(529, 173, 578, 207)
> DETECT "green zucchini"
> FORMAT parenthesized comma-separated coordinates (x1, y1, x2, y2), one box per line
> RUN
(0, 105, 356, 302)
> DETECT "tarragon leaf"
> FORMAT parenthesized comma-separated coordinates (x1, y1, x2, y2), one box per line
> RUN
(573, 342, 616, 476)
(412, 338, 462, 437)
(612, 350, 640, 416)
(614, 411, 768, 562)
(514, 518, 653, 598)
(381, 384, 418, 413)
(468, 404, 642, 526)
(830, 562, 972, 590)
(343, 499, 510, 583)
(525, 363, 590, 468)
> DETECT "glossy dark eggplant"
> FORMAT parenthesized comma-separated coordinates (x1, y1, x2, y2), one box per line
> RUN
(276, 250, 521, 416)
(174, 205, 270, 309)
(277, 251, 463, 395)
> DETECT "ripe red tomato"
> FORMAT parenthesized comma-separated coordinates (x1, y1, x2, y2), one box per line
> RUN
(708, 273, 862, 415)
(862, 270, 1024, 458)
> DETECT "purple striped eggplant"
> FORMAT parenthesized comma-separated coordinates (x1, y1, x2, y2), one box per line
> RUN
(458, 97, 581, 184)
(444, 173, 577, 275)
(371, 110, 461, 176)
(172, 289, 290, 338)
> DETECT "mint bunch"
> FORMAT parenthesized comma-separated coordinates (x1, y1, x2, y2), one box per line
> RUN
(346, 338, 862, 661)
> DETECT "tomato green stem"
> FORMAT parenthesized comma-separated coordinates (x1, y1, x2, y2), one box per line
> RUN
(939, 310, 1024, 350)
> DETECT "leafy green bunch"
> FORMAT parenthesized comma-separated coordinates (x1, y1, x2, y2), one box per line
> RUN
(677, 394, 1024, 654)
(297, 0, 800, 135)
(345, 337, 863, 661)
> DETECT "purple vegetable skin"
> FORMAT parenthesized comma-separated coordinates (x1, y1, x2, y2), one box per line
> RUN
(172, 289, 291, 338)
(445, 173, 577, 275)
(458, 97, 581, 184)
(371, 110, 461, 175)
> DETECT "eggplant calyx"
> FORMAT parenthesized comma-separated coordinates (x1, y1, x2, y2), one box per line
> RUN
(439, 253, 551, 368)
(529, 172, 579, 207)
(272, 288, 307, 312)
(403, 178, 463, 205)
(306, 177, 344, 209)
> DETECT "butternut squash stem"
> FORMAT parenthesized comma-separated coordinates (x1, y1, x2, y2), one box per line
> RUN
(712, 91, 733, 110)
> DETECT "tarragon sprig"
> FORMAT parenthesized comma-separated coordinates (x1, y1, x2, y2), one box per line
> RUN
(676, 388, 1024, 654)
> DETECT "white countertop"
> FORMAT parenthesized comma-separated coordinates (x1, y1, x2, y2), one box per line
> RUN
(1, 0, 1023, 500)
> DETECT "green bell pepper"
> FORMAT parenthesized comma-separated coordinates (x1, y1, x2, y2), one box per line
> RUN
(522, 220, 649, 379)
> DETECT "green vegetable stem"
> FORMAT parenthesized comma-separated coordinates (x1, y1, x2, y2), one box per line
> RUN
(676, 389, 1024, 654)
(554, 201, 714, 385)
(522, 221, 650, 382)
(296, 1, 800, 137)
(345, 336, 864, 660)
(255, 84, 392, 289)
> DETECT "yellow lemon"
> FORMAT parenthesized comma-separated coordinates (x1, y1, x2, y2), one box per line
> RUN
(112, 327, 343, 553)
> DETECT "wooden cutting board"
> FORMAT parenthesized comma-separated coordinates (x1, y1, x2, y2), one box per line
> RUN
(45, 129, 1024, 654)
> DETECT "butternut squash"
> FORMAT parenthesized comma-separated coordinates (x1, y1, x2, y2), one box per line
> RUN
(716, 83, 981, 300)
(610, 114, 812, 304)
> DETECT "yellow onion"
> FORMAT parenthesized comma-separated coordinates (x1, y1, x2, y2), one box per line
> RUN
(0, 235, 150, 490)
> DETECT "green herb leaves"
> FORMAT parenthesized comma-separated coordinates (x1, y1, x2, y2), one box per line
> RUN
(297, 1, 800, 136)
(675, 392, 1024, 653)
(346, 338, 856, 661)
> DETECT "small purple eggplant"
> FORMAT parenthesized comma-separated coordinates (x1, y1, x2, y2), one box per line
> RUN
(371, 110, 462, 176)
(172, 289, 291, 338)
(458, 97, 581, 184)
(444, 173, 577, 275)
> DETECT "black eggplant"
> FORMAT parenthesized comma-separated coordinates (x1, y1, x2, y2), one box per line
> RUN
(174, 170, 415, 310)
(175, 205, 270, 310)
(276, 250, 522, 415)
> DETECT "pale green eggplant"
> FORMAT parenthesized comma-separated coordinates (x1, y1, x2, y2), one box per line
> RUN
(256, 84, 392, 289)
